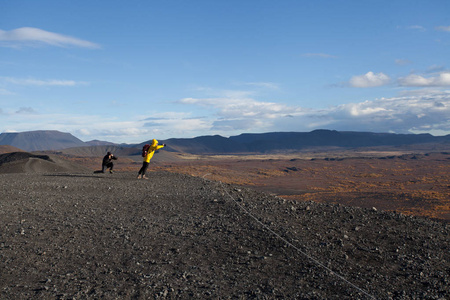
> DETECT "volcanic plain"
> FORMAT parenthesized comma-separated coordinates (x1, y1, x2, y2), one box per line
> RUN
(0, 149, 449, 299)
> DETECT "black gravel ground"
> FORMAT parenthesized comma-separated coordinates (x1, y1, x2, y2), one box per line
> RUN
(0, 171, 449, 299)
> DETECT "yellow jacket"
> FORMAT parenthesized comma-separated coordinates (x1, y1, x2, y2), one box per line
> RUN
(144, 139, 165, 163)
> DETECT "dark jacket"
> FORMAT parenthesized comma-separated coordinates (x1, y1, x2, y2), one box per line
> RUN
(102, 152, 117, 166)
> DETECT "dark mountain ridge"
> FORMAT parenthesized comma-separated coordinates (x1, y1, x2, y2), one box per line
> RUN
(156, 135, 248, 154)
(227, 130, 446, 153)
(158, 130, 449, 154)
(1, 129, 449, 154)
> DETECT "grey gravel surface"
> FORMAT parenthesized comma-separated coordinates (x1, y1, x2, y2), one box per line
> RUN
(0, 171, 449, 299)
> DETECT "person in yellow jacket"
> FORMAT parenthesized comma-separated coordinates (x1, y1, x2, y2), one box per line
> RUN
(138, 139, 166, 179)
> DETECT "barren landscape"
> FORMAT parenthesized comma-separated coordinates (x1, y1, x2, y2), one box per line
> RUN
(0, 149, 449, 299)
(154, 151, 450, 223)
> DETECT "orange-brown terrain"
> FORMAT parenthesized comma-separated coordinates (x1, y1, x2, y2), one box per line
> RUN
(1, 148, 449, 298)
(73, 150, 450, 223)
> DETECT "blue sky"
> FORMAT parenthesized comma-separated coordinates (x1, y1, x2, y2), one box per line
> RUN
(1, 0, 449, 143)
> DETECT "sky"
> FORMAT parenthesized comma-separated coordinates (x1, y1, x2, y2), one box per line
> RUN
(1, 0, 450, 143)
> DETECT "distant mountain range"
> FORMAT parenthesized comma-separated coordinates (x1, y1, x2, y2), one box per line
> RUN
(157, 130, 450, 154)
(0, 129, 449, 154)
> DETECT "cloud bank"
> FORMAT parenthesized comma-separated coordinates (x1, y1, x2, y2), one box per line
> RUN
(181, 89, 450, 135)
(398, 73, 450, 87)
(300, 92, 450, 134)
(347, 71, 450, 88)
(1, 89, 449, 142)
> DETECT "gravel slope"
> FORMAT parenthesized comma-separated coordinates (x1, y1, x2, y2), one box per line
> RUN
(0, 171, 448, 299)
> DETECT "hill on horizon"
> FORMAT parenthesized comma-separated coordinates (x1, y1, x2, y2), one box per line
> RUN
(0, 130, 86, 151)
(0, 152, 90, 174)
(0, 145, 24, 155)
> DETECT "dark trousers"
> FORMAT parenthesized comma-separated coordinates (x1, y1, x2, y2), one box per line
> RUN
(138, 162, 149, 175)
(102, 162, 114, 172)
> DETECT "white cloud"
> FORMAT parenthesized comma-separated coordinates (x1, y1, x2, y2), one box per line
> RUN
(347, 103, 388, 116)
(1, 77, 88, 86)
(435, 26, 450, 32)
(0, 27, 100, 49)
(349, 72, 390, 88)
(398, 72, 450, 87)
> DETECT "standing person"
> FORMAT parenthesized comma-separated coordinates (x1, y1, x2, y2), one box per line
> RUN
(101, 151, 117, 173)
(138, 139, 166, 179)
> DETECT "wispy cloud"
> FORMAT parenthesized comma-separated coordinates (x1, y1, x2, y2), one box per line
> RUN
(1, 77, 88, 86)
(0, 88, 15, 95)
(435, 26, 450, 32)
(16, 107, 36, 114)
(179, 96, 301, 120)
(395, 59, 412, 66)
(406, 25, 426, 32)
(242, 82, 280, 90)
(302, 53, 337, 58)
(426, 65, 446, 73)
(349, 72, 390, 88)
(0, 27, 100, 49)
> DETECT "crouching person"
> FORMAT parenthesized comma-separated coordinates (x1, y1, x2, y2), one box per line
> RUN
(102, 152, 117, 173)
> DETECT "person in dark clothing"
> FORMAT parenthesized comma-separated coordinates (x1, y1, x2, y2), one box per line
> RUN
(101, 152, 117, 173)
